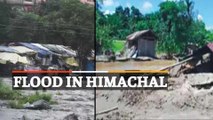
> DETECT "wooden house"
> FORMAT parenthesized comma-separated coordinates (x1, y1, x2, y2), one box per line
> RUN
(126, 30, 156, 57)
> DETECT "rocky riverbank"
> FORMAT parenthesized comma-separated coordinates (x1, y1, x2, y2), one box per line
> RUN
(0, 77, 94, 120)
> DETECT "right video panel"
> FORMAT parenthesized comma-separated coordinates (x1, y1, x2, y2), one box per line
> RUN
(96, 0, 213, 119)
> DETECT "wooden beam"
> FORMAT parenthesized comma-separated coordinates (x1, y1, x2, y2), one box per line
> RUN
(160, 57, 194, 70)
(96, 106, 118, 116)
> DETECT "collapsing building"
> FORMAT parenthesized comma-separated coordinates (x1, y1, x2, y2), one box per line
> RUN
(125, 30, 157, 59)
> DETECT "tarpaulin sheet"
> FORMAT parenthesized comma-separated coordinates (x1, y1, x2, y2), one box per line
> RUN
(16, 42, 52, 57)
(0, 52, 30, 64)
(9, 46, 37, 54)
(0, 59, 7, 64)
(0, 46, 17, 53)
(59, 45, 76, 57)
(65, 57, 79, 66)
(42, 44, 76, 57)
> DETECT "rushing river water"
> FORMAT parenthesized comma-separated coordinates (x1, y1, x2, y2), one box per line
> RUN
(0, 78, 94, 120)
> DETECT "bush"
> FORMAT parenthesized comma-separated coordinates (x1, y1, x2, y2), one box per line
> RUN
(112, 40, 125, 52)
(24, 92, 52, 104)
(0, 80, 21, 100)
(0, 80, 54, 109)
(9, 100, 23, 109)
(8, 92, 53, 109)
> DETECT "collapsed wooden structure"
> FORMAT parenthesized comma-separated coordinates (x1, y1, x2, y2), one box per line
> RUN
(161, 43, 213, 76)
(126, 30, 157, 58)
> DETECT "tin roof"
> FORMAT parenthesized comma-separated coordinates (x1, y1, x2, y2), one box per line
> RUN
(207, 43, 213, 52)
(126, 30, 156, 41)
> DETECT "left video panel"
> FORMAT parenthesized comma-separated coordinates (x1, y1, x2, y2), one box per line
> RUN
(0, 0, 95, 119)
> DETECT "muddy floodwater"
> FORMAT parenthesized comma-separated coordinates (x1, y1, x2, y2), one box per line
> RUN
(96, 60, 175, 70)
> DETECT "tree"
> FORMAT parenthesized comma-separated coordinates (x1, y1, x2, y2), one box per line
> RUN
(205, 30, 213, 43)
(1, 0, 94, 70)
(0, 2, 11, 42)
(96, 8, 112, 52)
(96, 0, 211, 57)
(157, 0, 195, 56)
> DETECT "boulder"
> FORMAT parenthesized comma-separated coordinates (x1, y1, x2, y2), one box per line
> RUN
(23, 99, 51, 110)
(22, 115, 32, 120)
(186, 73, 213, 86)
(63, 113, 79, 120)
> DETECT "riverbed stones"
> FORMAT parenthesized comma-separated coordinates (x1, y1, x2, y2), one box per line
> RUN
(63, 113, 79, 120)
(186, 73, 213, 86)
(23, 99, 51, 110)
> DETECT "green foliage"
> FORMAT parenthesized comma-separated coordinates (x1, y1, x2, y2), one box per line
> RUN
(157, 0, 192, 55)
(7, 12, 42, 42)
(9, 92, 53, 109)
(96, 0, 210, 56)
(0, 2, 11, 41)
(0, 0, 94, 70)
(0, 80, 21, 100)
(96, 5, 142, 52)
(9, 100, 24, 109)
(112, 40, 125, 52)
(205, 31, 213, 42)
(96, 25, 112, 51)
(96, 10, 112, 51)
(24, 91, 52, 104)
(0, 80, 53, 109)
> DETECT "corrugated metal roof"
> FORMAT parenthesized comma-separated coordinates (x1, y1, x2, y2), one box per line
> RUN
(126, 29, 156, 41)
(32, 43, 53, 52)
(58, 45, 76, 57)
(9, 46, 37, 54)
(42, 44, 76, 57)
(16, 42, 52, 57)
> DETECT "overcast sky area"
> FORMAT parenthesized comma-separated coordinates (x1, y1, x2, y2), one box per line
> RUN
(100, 0, 213, 30)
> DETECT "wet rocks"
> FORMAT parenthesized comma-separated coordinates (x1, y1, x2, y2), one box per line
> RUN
(63, 113, 79, 120)
(22, 115, 32, 120)
(0, 100, 10, 108)
(23, 99, 51, 110)
(21, 115, 42, 120)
